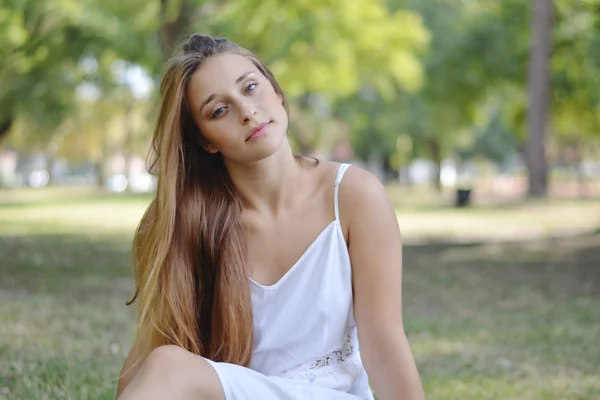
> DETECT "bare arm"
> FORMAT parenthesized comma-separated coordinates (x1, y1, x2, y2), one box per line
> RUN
(342, 168, 425, 400)
(115, 342, 142, 399)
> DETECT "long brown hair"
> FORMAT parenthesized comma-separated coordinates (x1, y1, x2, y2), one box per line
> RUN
(127, 34, 288, 367)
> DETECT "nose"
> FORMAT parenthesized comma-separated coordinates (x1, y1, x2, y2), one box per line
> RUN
(239, 99, 258, 124)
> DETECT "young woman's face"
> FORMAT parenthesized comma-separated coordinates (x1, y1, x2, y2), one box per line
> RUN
(187, 52, 288, 163)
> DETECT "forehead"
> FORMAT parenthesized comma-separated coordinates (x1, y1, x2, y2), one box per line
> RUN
(189, 53, 260, 94)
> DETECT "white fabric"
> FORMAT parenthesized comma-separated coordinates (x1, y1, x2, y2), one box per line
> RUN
(205, 163, 374, 399)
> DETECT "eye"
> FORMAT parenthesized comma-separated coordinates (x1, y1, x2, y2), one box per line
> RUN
(245, 81, 258, 93)
(211, 107, 226, 118)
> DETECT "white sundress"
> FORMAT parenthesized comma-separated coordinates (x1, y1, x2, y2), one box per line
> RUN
(204, 163, 375, 400)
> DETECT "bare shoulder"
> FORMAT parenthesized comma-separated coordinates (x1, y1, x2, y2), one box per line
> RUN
(307, 159, 347, 183)
(308, 160, 384, 193)
(338, 165, 391, 212)
(335, 164, 397, 241)
(303, 158, 350, 194)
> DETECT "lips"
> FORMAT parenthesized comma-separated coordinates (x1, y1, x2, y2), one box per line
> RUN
(247, 121, 270, 141)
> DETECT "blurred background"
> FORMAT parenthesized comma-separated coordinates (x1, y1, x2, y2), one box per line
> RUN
(1, 0, 599, 399)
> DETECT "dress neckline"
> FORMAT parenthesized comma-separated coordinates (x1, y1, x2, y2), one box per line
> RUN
(248, 220, 339, 289)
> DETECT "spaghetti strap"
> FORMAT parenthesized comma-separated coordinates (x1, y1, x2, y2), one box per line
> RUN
(334, 163, 351, 222)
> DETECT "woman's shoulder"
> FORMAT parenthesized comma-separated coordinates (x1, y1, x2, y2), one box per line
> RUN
(338, 163, 386, 197)
(336, 163, 391, 222)
(306, 159, 385, 199)
(308, 160, 381, 187)
(302, 159, 389, 214)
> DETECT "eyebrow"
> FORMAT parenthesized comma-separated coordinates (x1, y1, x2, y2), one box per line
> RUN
(199, 71, 254, 113)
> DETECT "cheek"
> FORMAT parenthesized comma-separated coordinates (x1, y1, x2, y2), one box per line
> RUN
(195, 122, 219, 146)
(262, 90, 285, 117)
(259, 84, 280, 105)
(202, 124, 225, 142)
(201, 119, 241, 147)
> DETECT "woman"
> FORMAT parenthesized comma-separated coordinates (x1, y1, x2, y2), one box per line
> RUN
(116, 34, 425, 400)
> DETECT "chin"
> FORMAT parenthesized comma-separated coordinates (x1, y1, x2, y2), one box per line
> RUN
(247, 125, 288, 162)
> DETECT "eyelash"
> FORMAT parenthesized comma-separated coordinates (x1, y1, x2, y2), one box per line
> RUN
(245, 81, 258, 93)
(211, 81, 259, 119)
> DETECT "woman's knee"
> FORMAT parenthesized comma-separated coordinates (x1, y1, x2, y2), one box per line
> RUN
(139, 345, 194, 383)
(135, 345, 224, 399)
(144, 345, 190, 369)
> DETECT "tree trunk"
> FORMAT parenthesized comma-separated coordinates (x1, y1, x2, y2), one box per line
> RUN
(45, 154, 56, 186)
(95, 161, 106, 188)
(573, 142, 588, 198)
(427, 139, 442, 191)
(526, 0, 553, 198)
(159, 0, 194, 61)
(381, 154, 398, 183)
(0, 118, 13, 142)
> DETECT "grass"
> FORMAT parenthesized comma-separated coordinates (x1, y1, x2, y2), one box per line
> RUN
(1, 186, 600, 399)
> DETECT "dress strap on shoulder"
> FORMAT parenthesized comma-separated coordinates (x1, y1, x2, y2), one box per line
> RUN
(334, 163, 351, 222)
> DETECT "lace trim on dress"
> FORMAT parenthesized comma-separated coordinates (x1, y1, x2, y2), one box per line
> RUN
(277, 328, 361, 382)
(310, 330, 354, 369)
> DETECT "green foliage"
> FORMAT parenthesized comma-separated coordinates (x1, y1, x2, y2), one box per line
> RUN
(1, 0, 599, 171)
(552, 0, 600, 141)
(0, 0, 157, 147)
(340, 0, 501, 167)
(398, 0, 598, 167)
(211, 0, 430, 99)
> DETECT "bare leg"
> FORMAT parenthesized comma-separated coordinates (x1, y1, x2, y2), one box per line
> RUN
(117, 345, 226, 400)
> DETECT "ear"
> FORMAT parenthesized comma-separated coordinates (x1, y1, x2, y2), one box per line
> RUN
(277, 92, 284, 105)
(199, 136, 219, 154)
(203, 143, 219, 154)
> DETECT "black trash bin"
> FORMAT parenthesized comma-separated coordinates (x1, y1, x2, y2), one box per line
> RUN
(455, 188, 472, 207)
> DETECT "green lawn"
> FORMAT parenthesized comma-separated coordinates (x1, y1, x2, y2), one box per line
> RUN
(1, 187, 599, 399)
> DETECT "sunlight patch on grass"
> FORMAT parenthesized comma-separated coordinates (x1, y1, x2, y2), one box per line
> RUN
(0, 202, 149, 236)
(423, 371, 600, 400)
(391, 196, 600, 241)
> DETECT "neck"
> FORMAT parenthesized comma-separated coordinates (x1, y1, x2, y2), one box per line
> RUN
(224, 139, 304, 218)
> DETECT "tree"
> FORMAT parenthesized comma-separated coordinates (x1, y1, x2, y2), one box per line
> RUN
(381, 0, 507, 189)
(212, 0, 429, 98)
(548, 0, 600, 196)
(526, 0, 554, 197)
(0, 0, 157, 143)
